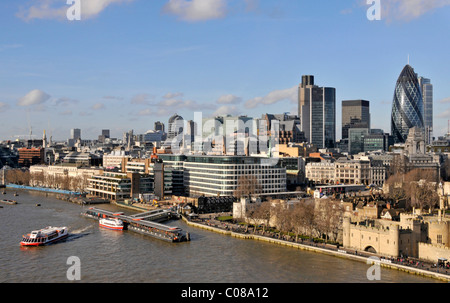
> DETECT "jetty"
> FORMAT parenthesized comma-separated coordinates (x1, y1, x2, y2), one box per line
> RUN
(81, 207, 189, 243)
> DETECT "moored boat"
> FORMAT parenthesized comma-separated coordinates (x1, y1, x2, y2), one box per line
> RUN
(1, 199, 17, 205)
(99, 218, 124, 230)
(20, 226, 69, 246)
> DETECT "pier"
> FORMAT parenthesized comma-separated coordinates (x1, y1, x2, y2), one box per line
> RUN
(81, 207, 189, 243)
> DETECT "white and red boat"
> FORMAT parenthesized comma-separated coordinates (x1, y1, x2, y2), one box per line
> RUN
(20, 226, 69, 246)
(99, 218, 124, 230)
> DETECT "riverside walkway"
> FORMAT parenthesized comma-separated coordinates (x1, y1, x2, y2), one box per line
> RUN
(182, 216, 450, 282)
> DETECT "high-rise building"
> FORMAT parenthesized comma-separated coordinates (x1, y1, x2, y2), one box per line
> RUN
(418, 77, 433, 144)
(298, 75, 336, 149)
(154, 121, 165, 133)
(71, 128, 81, 140)
(167, 114, 184, 141)
(391, 65, 424, 143)
(342, 100, 370, 139)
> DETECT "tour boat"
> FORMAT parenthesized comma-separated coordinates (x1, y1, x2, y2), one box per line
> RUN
(99, 218, 124, 230)
(20, 226, 69, 246)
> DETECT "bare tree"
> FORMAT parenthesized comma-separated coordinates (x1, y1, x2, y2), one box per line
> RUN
(253, 202, 272, 234)
(290, 202, 316, 241)
(314, 199, 344, 242)
(233, 175, 262, 199)
(385, 172, 407, 204)
(272, 202, 292, 238)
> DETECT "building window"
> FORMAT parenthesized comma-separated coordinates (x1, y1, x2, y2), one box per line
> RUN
(437, 235, 443, 244)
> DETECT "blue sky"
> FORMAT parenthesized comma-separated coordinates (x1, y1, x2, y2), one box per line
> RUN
(0, 0, 449, 141)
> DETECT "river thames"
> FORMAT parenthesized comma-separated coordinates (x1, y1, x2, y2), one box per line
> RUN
(0, 190, 440, 283)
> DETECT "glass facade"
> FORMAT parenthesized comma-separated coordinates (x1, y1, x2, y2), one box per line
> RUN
(298, 75, 336, 149)
(391, 65, 424, 143)
(419, 77, 433, 144)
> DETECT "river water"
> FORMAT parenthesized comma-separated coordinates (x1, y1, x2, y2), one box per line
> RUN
(0, 190, 439, 283)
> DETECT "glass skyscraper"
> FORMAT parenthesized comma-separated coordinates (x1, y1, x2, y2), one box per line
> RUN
(298, 75, 336, 149)
(418, 77, 433, 144)
(391, 65, 424, 143)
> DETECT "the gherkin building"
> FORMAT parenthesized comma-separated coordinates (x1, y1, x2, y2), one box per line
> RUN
(391, 65, 424, 143)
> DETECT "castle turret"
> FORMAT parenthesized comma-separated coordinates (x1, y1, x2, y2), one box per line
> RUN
(343, 216, 351, 248)
(389, 224, 400, 257)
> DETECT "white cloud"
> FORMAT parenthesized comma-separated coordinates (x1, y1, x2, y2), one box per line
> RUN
(244, 86, 297, 109)
(131, 93, 154, 105)
(103, 95, 124, 101)
(436, 108, 450, 119)
(163, 92, 184, 99)
(211, 105, 240, 117)
(53, 97, 79, 106)
(17, 0, 134, 21)
(17, 89, 51, 106)
(162, 0, 227, 22)
(91, 103, 105, 110)
(0, 102, 10, 113)
(216, 94, 242, 104)
(380, 0, 450, 21)
(439, 97, 450, 104)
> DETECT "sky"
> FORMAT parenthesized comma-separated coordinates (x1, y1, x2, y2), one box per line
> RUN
(0, 0, 449, 142)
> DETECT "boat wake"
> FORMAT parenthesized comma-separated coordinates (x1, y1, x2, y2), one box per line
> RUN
(64, 224, 95, 242)
(70, 225, 94, 235)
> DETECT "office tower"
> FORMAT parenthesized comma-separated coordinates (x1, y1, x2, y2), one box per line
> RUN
(102, 129, 110, 139)
(98, 129, 110, 143)
(391, 65, 424, 143)
(348, 128, 369, 155)
(418, 77, 433, 144)
(71, 128, 81, 140)
(342, 100, 370, 139)
(154, 121, 165, 133)
(167, 114, 184, 141)
(298, 75, 336, 149)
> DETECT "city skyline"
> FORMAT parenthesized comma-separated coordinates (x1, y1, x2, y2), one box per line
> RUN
(0, 0, 449, 141)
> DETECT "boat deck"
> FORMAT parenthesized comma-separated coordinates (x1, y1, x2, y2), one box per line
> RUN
(82, 207, 189, 242)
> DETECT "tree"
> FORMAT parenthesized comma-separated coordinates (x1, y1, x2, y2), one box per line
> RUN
(314, 199, 344, 242)
(272, 202, 292, 237)
(385, 172, 407, 205)
(253, 202, 272, 234)
(405, 169, 440, 212)
(290, 202, 315, 241)
(233, 175, 262, 199)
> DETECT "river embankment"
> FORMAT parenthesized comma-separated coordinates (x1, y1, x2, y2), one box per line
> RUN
(181, 216, 450, 282)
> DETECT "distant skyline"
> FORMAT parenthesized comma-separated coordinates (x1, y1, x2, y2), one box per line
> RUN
(0, 0, 449, 141)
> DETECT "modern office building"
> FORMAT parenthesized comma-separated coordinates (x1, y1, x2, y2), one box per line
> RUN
(342, 100, 370, 139)
(87, 172, 153, 201)
(298, 75, 336, 149)
(348, 128, 370, 155)
(154, 121, 165, 133)
(391, 65, 424, 143)
(363, 132, 394, 152)
(183, 155, 286, 197)
(418, 77, 433, 145)
(18, 147, 45, 167)
(71, 128, 81, 140)
(167, 113, 184, 141)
